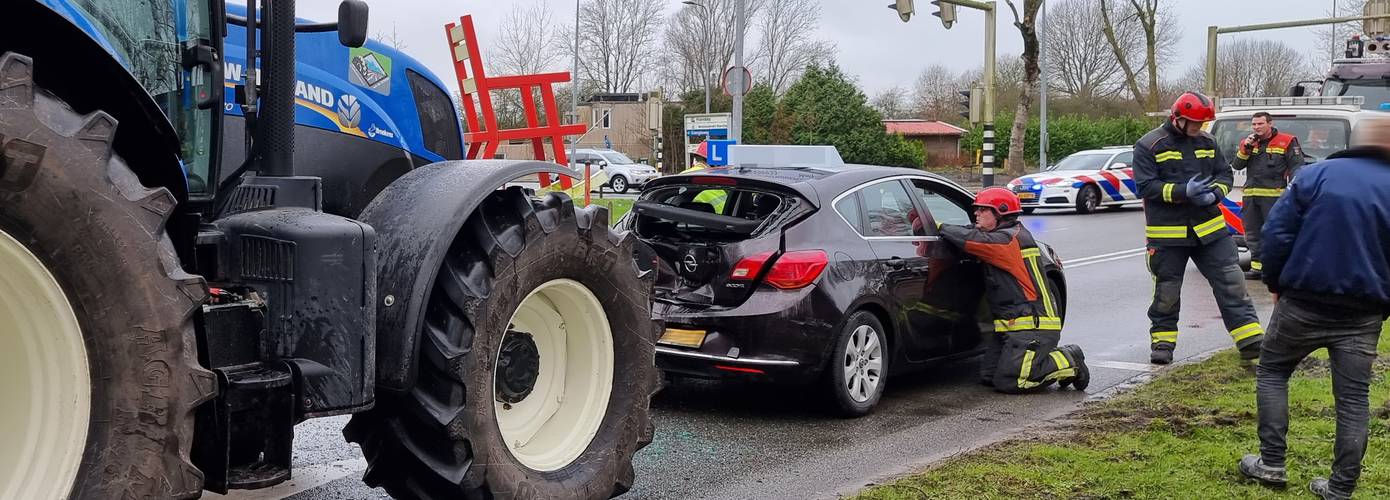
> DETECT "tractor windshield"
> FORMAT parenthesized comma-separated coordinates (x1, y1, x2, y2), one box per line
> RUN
(67, 0, 218, 195)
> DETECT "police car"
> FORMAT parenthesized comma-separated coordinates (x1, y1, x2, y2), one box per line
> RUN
(1005, 146, 1143, 214)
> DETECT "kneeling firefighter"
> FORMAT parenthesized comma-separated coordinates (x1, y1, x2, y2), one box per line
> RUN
(939, 188, 1090, 393)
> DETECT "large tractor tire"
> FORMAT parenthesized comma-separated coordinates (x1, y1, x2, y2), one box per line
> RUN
(0, 53, 216, 499)
(345, 187, 660, 499)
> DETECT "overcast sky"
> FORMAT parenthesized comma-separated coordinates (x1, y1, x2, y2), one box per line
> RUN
(294, 0, 1348, 97)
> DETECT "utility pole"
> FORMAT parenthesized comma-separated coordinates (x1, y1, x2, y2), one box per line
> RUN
(1038, 0, 1048, 172)
(731, 0, 747, 142)
(572, 0, 580, 126)
(1206, 13, 1390, 97)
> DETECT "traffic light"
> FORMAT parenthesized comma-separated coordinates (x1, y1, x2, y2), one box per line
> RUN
(958, 87, 982, 125)
(888, 0, 914, 22)
(931, 0, 956, 29)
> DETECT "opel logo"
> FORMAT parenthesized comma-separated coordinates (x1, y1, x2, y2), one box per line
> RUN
(682, 254, 699, 273)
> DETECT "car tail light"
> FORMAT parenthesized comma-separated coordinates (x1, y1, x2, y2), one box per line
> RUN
(730, 251, 775, 281)
(715, 365, 765, 374)
(765, 250, 828, 289)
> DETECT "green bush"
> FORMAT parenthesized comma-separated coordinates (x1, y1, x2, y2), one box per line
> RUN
(960, 115, 1157, 167)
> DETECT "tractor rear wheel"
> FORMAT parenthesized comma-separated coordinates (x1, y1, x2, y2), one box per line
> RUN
(0, 52, 216, 499)
(345, 188, 660, 499)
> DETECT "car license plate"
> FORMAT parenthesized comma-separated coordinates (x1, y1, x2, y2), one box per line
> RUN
(1017, 192, 1036, 200)
(658, 328, 706, 348)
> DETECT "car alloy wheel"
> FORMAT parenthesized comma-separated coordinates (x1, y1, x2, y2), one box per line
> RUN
(842, 324, 884, 403)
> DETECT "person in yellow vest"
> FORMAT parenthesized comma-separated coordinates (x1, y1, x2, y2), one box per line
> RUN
(682, 141, 727, 212)
(1231, 112, 1305, 280)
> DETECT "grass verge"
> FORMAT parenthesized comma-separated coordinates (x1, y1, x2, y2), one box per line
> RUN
(580, 198, 633, 226)
(854, 323, 1390, 500)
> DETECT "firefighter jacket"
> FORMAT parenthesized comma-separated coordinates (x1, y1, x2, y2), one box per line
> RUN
(939, 220, 1061, 333)
(1231, 129, 1304, 197)
(1133, 121, 1233, 247)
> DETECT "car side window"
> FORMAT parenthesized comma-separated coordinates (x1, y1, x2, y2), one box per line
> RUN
(1111, 151, 1133, 167)
(909, 179, 972, 228)
(834, 193, 865, 235)
(862, 180, 923, 237)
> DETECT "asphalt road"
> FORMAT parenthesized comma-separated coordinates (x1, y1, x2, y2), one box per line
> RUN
(215, 205, 1276, 500)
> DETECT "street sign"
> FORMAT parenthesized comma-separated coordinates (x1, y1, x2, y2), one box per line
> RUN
(706, 139, 736, 166)
(722, 66, 753, 96)
(683, 113, 732, 166)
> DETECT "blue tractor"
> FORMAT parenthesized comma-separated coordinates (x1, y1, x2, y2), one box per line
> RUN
(0, 2, 658, 499)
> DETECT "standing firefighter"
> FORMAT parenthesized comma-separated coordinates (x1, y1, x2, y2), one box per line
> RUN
(1232, 111, 1304, 280)
(939, 188, 1090, 393)
(1134, 91, 1265, 365)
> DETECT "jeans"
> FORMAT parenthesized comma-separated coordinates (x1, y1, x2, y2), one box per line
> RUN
(1256, 296, 1384, 497)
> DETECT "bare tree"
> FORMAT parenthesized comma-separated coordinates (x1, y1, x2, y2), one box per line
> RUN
(1315, 0, 1369, 67)
(579, 0, 666, 93)
(872, 86, 911, 119)
(373, 23, 407, 51)
(911, 64, 964, 121)
(664, 0, 769, 97)
(1002, 0, 1042, 175)
(1179, 39, 1315, 98)
(1046, 0, 1126, 100)
(1099, 0, 1177, 109)
(754, 0, 836, 94)
(488, 2, 564, 129)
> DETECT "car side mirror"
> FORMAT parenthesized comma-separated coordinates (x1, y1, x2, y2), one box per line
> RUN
(600, 161, 609, 168)
(1109, 162, 1128, 170)
(337, 0, 369, 48)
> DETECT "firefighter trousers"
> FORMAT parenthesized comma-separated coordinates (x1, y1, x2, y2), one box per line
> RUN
(1241, 195, 1278, 272)
(979, 329, 1079, 393)
(1146, 237, 1264, 351)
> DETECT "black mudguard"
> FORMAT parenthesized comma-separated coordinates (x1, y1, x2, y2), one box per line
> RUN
(359, 160, 576, 392)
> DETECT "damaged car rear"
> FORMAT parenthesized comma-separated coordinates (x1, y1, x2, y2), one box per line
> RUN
(625, 153, 1053, 416)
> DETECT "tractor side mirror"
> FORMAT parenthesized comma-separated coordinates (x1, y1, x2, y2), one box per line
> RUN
(338, 0, 369, 48)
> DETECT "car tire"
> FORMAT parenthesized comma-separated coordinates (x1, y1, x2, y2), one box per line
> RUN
(611, 175, 629, 194)
(826, 311, 888, 417)
(0, 52, 216, 499)
(1075, 185, 1101, 214)
(344, 188, 660, 499)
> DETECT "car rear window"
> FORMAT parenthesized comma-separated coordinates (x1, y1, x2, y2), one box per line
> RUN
(633, 184, 798, 242)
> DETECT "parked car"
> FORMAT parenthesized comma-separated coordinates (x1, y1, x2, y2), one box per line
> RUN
(623, 156, 1068, 416)
(1006, 146, 1141, 214)
(570, 148, 660, 193)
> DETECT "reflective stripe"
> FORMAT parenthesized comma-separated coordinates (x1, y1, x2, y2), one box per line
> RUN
(1267, 147, 1286, 155)
(1043, 368, 1076, 382)
(1018, 349, 1038, 389)
(1049, 351, 1070, 370)
(1251, 260, 1262, 271)
(1162, 183, 1175, 203)
(1026, 256, 1056, 318)
(1215, 184, 1231, 197)
(1155, 151, 1184, 162)
(1151, 331, 1178, 343)
(1231, 322, 1264, 342)
(1194, 149, 1216, 159)
(1021, 248, 1042, 258)
(994, 316, 1064, 332)
(1194, 215, 1226, 238)
(1244, 188, 1285, 197)
(1146, 225, 1188, 239)
(1236, 151, 1250, 160)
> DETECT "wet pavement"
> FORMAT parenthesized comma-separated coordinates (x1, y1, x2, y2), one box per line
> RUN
(217, 206, 1276, 500)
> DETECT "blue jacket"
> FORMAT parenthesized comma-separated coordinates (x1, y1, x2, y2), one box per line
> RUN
(1261, 146, 1390, 312)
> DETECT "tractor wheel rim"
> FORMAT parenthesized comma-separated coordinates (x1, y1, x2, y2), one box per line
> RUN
(493, 278, 613, 472)
(0, 228, 89, 500)
(842, 325, 883, 403)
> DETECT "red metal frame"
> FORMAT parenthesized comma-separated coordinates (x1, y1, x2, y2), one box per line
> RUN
(445, 15, 586, 188)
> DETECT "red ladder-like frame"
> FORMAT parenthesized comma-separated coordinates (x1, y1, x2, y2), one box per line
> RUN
(445, 15, 586, 189)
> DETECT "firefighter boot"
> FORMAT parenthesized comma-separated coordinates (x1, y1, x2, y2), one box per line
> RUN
(1244, 269, 1263, 280)
(1057, 345, 1089, 390)
(1150, 342, 1175, 365)
(1239, 454, 1287, 488)
(1309, 478, 1349, 500)
(1238, 337, 1263, 370)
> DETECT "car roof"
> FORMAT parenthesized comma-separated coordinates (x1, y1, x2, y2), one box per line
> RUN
(648, 164, 970, 207)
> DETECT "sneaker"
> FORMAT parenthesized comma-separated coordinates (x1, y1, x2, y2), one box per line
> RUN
(1309, 478, 1350, 500)
(1060, 344, 1089, 390)
(1150, 342, 1175, 365)
(1238, 454, 1287, 488)
(1244, 269, 1263, 280)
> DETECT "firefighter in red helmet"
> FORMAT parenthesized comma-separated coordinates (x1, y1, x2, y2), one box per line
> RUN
(938, 187, 1090, 393)
(1133, 91, 1264, 365)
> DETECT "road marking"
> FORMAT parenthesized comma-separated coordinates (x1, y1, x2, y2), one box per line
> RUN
(1067, 247, 1146, 268)
(207, 457, 367, 499)
(1092, 360, 1158, 372)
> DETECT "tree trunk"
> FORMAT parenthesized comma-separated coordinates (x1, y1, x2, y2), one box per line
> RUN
(1005, 0, 1042, 176)
(1100, 1, 1145, 109)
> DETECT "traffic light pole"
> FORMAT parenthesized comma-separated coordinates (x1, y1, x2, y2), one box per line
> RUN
(934, 0, 996, 186)
(1204, 13, 1390, 97)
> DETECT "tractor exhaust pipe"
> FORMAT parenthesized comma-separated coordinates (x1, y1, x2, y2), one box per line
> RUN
(259, 0, 296, 177)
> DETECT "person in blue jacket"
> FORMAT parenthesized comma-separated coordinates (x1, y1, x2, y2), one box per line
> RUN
(1238, 118, 1390, 500)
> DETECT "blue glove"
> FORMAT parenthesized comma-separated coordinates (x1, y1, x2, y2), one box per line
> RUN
(1185, 174, 1218, 206)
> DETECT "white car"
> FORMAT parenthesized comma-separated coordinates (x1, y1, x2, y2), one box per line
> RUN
(570, 148, 660, 194)
(1006, 147, 1143, 214)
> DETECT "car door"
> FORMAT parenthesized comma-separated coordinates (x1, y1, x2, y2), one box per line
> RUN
(905, 178, 988, 359)
(857, 179, 952, 361)
(1106, 150, 1138, 200)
